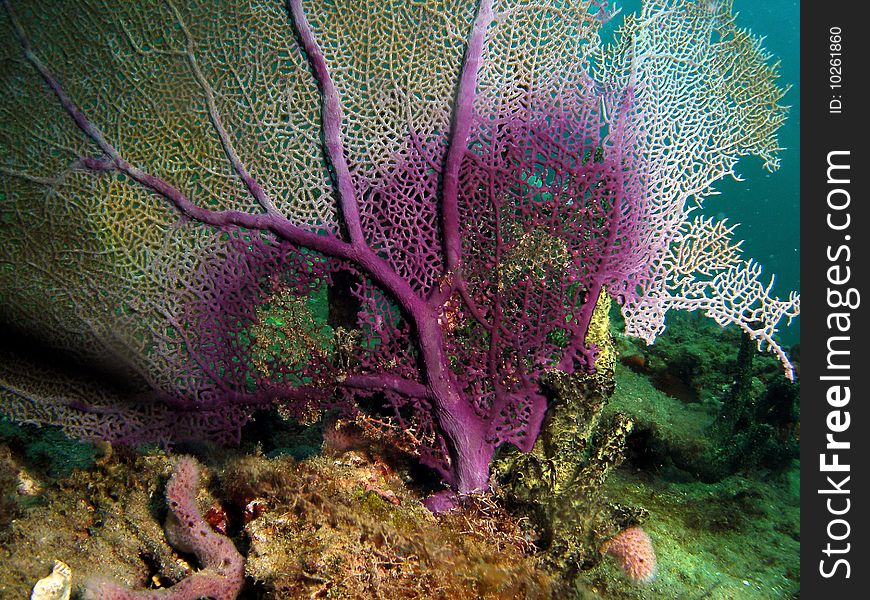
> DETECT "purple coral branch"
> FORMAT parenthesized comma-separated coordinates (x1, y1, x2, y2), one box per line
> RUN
(456, 281, 492, 331)
(84, 457, 245, 600)
(287, 0, 366, 246)
(439, 0, 494, 276)
(424, 0, 496, 329)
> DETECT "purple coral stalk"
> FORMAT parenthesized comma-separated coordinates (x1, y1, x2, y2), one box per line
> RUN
(84, 457, 245, 600)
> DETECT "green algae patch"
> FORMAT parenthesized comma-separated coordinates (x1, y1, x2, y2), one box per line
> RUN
(573, 362, 800, 599)
(0, 418, 99, 478)
(605, 365, 715, 478)
(581, 466, 800, 600)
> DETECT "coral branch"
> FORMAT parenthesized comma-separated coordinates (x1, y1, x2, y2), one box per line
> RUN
(288, 0, 365, 246)
(166, 0, 279, 216)
(440, 0, 493, 275)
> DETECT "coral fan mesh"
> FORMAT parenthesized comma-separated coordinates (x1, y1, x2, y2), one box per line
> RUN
(0, 0, 798, 454)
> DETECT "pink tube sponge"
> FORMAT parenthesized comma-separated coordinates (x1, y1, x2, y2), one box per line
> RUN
(83, 457, 245, 600)
(602, 526, 657, 584)
(162, 457, 245, 599)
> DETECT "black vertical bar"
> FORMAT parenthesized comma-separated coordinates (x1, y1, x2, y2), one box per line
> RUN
(801, 3, 869, 596)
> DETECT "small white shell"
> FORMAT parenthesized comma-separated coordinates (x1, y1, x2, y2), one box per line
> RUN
(30, 561, 71, 600)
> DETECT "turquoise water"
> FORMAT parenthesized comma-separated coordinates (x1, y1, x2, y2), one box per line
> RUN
(714, 1, 800, 347)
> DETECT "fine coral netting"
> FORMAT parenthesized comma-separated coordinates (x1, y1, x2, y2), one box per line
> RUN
(161, 71, 631, 472)
(1, 0, 798, 471)
(595, 0, 799, 378)
(451, 80, 632, 447)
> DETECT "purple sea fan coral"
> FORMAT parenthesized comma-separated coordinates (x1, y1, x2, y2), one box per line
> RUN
(0, 0, 798, 499)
